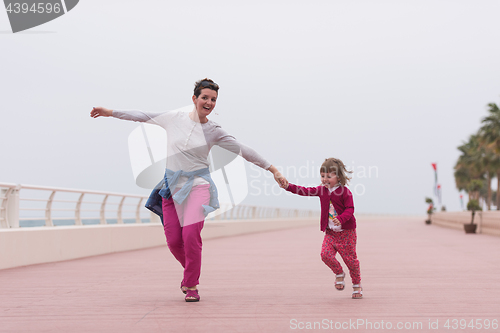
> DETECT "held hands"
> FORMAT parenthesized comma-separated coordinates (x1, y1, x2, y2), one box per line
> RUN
(274, 171, 289, 189)
(268, 165, 288, 189)
(90, 107, 113, 118)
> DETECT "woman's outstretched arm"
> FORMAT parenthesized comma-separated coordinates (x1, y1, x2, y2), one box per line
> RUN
(212, 125, 288, 188)
(90, 107, 169, 125)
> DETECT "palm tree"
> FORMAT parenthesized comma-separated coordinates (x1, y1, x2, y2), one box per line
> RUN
(481, 102, 500, 149)
(477, 139, 497, 210)
(455, 100, 500, 210)
(454, 162, 473, 193)
(454, 134, 487, 206)
(480, 102, 500, 210)
(487, 156, 500, 210)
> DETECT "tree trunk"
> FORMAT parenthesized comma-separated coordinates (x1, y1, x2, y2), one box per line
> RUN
(487, 172, 492, 210)
(471, 210, 476, 224)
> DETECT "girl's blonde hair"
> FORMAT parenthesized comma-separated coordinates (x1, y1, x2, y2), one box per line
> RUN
(320, 158, 353, 186)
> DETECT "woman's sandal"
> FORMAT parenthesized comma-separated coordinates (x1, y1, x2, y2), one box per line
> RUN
(180, 286, 188, 294)
(335, 272, 345, 291)
(185, 289, 200, 302)
(352, 284, 363, 299)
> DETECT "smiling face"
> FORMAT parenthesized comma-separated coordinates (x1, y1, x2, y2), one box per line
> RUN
(321, 172, 339, 189)
(192, 88, 217, 121)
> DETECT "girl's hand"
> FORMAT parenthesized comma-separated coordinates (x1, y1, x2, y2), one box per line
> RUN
(90, 107, 113, 118)
(332, 218, 341, 226)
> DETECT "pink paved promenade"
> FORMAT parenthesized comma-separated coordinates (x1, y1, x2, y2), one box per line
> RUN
(1, 216, 500, 333)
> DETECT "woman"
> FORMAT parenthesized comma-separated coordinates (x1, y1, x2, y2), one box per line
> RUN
(90, 78, 288, 302)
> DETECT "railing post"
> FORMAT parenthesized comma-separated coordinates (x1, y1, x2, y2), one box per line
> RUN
(75, 193, 84, 225)
(117, 196, 126, 224)
(45, 190, 56, 227)
(100, 195, 108, 224)
(233, 205, 238, 220)
(0, 189, 7, 228)
(135, 198, 143, 223)
(2, 187, 20, 228)
(244, 206, 250, 219)
(236, 205, 243, 219)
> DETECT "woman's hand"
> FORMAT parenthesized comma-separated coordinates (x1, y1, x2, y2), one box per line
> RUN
(90, 107, 113, 118)
(268, 165, 289, 189)
(332, 218, 341, 226)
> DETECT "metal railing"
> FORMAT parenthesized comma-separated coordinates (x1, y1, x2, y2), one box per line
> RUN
(0, 183, 318, 228)
(0, 182, 152, 228)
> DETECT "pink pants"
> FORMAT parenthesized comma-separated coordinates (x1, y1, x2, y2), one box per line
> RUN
(162, 185, 210, 288)
(321, 228, 361, 285)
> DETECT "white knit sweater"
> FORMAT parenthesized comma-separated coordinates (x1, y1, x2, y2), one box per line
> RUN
(112, 108, 271, 188)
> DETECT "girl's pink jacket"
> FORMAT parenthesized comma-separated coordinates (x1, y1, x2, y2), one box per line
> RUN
(285, 183, 356, 232)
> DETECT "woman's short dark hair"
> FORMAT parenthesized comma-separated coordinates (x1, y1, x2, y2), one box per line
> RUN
(194, 78, 219, 97)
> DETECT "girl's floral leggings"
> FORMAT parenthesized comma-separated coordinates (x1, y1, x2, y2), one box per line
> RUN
(321, 228, 361, 285)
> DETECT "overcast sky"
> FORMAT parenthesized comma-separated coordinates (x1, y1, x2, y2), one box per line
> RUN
(1, 0, 500, 215)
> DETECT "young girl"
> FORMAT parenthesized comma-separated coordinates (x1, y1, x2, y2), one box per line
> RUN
(283, 158, 362, 299)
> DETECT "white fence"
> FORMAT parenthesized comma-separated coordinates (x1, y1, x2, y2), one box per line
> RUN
(0, 182, 317, 228)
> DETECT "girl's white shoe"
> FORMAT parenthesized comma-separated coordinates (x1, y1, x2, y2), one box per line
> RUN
(352, 284, 363, 299)
(335, 272, 345, 291)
